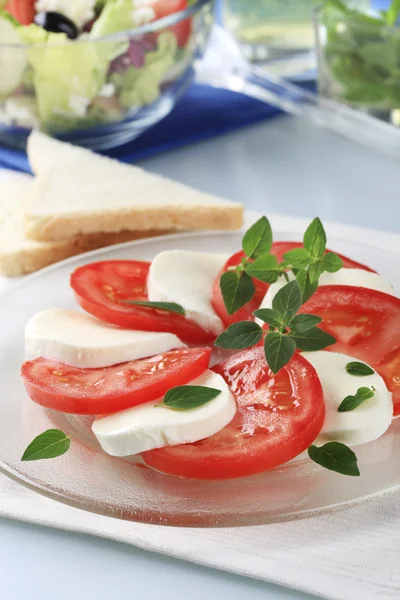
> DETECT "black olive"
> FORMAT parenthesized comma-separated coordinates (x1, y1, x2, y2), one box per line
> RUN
(34, 11, 79, 39)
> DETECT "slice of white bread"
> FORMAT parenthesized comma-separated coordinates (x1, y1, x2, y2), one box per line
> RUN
(0, 170, 174, 276)
(25, 132, 244, 242)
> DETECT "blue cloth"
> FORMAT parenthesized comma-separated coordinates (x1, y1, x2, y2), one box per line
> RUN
(0, 84, 280, 173)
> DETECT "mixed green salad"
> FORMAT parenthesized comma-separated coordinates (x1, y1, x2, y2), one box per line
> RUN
(319, 0, 400, 116)
(0, 0, 194, 132)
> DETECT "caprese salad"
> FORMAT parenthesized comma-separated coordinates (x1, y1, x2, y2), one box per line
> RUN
(20, 216, 400, 481)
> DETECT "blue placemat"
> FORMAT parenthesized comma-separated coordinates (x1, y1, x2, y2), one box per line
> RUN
(0, 84, 281, 173)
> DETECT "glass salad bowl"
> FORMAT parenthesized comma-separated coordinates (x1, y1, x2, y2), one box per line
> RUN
(0, 0, 214, 150)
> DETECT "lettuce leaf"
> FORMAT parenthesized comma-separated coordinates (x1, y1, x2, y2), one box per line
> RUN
(19, 24, 111, 126)
(111, 31, 177, 108)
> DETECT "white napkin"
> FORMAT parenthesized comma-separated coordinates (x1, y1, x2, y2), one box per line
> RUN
(1, 213, 400, 600)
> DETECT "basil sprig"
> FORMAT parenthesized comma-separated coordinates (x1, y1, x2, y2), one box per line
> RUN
(216, 280, 336, 374)
(220, 216, 342, 314)
(283, 218, 343, 303)
(220, 217, 274, 315)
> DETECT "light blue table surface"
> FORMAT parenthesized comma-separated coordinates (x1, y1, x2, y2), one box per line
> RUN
(2, 115, 400, 600)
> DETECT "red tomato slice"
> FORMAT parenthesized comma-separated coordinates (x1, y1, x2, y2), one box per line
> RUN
(153, 0, 191, 47)
(142, 348, 324, 479)
(6, 0, 35, 24)
(21, 347, 211, 415)
(212, 242, 375, 328)
(301, 286, 400, 414)
(70, 260, 215, 345)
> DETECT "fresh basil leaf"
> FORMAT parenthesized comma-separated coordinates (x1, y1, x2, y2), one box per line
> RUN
(290, 314, 322, 333)
(345, 361, 375, 377)
(272, 280, 302, 322)
(338, 386, 375, 412)
(386, 0, 400, 25)
(220, 270, 255, 316)
(308, 442, 360, 477)
(308, 263, 322, 285)
(264, 332, 296, 374)
(215, 321, 263, 349)
(291, 327, 336, 351)
(242, 216, 273, 259)
(21, 429, 71, 462)
(253, 308, 283, 328)
(282, 248, 310, 269)
(123, 300, 185, 315)
(245, 254, 279, 283)
(296, 269, 318, 304)
(160, 386, 221, 410)
(303, 217, 327, 259)
(321, 252, 343, 273)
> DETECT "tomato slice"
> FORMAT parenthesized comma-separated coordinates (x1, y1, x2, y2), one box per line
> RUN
(153, 0, 191, 47)
(301, 285, 400, 414)
(142, 348, 324, 479)
(212, 242, 374, 328)
(21, 347, 211, 415)
(70, 261, 215, 345)
(6, 0, 35, 24)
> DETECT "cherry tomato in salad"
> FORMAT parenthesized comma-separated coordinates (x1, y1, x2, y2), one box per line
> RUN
(142, 348, 325, 479)
(70, 260, 215, 345)
(21, 347, 211, 415)
(153, 0, 191, 47)
(212, 242, 375, 328)
(6, 0, 35, 25)
(301, 285, 400, 415)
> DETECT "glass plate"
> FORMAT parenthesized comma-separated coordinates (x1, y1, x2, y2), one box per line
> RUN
(1, 230, 400, 527)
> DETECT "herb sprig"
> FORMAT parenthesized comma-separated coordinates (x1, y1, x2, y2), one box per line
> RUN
(216, 279, 336, 373)
(220, 216, 342, 316)
(217, 216, 340, 373)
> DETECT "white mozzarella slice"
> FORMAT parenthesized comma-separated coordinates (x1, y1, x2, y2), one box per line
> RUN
(302, 351, 393, 447)
(256, 268, 394, 326)
(92, 370, 236, 457)
(25, 309, 186, 368)
(147, 250, 229, 336)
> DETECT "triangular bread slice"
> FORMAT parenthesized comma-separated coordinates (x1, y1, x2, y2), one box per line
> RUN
(25, 132, 244, 242)
(0, 170, 174, 276)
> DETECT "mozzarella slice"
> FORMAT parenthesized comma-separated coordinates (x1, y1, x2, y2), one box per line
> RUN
(256, 268, 394, 326)
(92, 370, 236, 457)
(25, 309, 186, 368)
(302, 351, 393, 447)
(147, 250, 229, 336)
